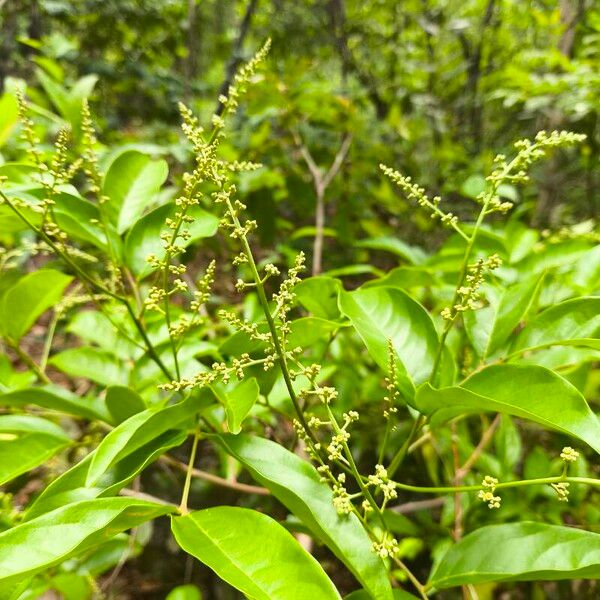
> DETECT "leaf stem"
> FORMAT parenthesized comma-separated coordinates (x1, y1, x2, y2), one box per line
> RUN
(8, 339, 50, 384)
(179, 425, 201, 514)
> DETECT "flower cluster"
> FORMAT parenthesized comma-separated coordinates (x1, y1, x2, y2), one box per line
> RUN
(560, 446, 579, 463)
(81, 99, 107, 204)
(379, 164, 465, 237)
(383, 340, 400, 421)
(441, 254, 502, 320)
(367, 464, 397, 504)
(217, 39, 271, 119)
(551, 482, 570, 502)
(477, 475, 501, 509)
(372, 533, 399, 559)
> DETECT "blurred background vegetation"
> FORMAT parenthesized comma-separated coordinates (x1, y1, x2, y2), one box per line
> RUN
(0, 1, 598, 598)
(1, 0, 598, 267)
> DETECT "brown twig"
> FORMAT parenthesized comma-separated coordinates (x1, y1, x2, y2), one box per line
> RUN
(292, 131, 352, 275)
(161, 455, 270, 496)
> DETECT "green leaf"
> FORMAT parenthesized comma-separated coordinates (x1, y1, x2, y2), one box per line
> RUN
(428, 522, 600, 589)
(66, 310, 139, 361)
(0, 498, 173, 595)
(513, 297, 600, 353)
(102, 150, 169, 234)
(363, 267, 435, 290)
(288, 317, 345, 348)
(124, 202, 218, 277)
(0, 270, 72, 341)
(166, 585, 203, 600)
(86, 394, 206, 486)
(26, 430, 185, 519)
(339, 286, 439, 396)
(49, 347, 128, 387)
(0, 415, 71, 485)
(217, 434, 393, 600)
(0, 385, 110, 422)
(0, 93, 19, 148)
(295, 277, 342, 320)
(171, 507, 341, 600)
(211, 378, 259, 434)
(354, 237, 427, 265)
(464, 274, 544, 358)
(105, 385, 146, 424)
(415, 364, 600, 453)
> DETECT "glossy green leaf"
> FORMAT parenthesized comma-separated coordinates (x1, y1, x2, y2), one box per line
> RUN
(513, 297, 600, 353)
(0, 415, 71, 485)
(102, 150, 169, 233)
(0, 386, 110, 422)
(363, 267, 435, 290)
(86, 394, 205, 486)
(0, 498, 173, 595)
(288, 317, 345, 348)
(464, 274, 543, 358)
(124, 201, 218, 277)
(105, 385, 146, 423)
(217, 434, 393, 600)
(0, 270, 72, 341)
(295, 276, 342, 320)
(66, 309, 139, 361)
(26, 430, 185, 519)
(428, 522, 600, 589)
(415, 364, 600, 453)
(171, 507, 341, 600)
(339, 286, 438, 395)
(354, 237, 427, 265)
(49, 347, 128, 386)
(211, 378, 259, 434)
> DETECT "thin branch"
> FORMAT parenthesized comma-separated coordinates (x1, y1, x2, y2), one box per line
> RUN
(162, 455, 270, 496)
(455, 414, 501, 480)
(292, 131, 352, 275)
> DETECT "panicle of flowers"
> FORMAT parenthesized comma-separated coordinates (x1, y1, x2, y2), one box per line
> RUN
(271, 252, 305, 335)
(218, 309, 271, 343)
(486, 131, 586, 191)
(81, 99, 108, 204)
(383, 339, 400, 421)
(14, 94, 73, 246)
(16, 90, 43, 169)
(332, 473, 355, 515)
(380, 164, 466, 239)
(324, 408, 357, 463)
(373, 532, 399, 559)
(160, 352, 263, 392)
(0, 240, 52, 272)
(229, 160, 263, 172)
(217, 39, 271, 121)
(367, 464, 398, 505)
(541, 224, 600, 245)
(477, 475, 501, 509)
(441, 254, 502, 320)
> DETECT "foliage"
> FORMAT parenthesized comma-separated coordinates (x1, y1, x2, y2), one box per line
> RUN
(0, 3, 599, 599)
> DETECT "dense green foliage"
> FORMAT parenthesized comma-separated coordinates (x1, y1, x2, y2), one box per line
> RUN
(0, 2, 598, 599)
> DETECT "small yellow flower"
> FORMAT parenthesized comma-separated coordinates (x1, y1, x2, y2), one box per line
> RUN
(560, 447, 579, 462)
